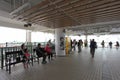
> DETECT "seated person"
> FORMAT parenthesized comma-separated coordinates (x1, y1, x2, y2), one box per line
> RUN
(23, 48, 30, 69)
(36, 43, 47, 64)
(45, 43, 53, 60)
(20, 43, 27, 55)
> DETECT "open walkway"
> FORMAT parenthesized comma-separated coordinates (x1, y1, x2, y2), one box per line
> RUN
(0, 47, 120, 80)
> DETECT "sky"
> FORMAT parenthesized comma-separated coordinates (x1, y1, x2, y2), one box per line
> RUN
(0, 26, 54, 43)
(0, 27, 26, 43)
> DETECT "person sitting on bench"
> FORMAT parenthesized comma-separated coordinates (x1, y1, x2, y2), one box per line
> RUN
(36, 43, 47, 64)
(23, 48, 30, 69)
(45, 43, 53, 60)
(21, 43, 26, 55)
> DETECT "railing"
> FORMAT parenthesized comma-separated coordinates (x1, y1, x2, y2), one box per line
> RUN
(0, 42, 48, 69)
(0, 42, 47, 47)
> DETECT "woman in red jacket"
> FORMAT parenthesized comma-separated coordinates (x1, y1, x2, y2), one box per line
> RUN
(45, 43, 53, 60)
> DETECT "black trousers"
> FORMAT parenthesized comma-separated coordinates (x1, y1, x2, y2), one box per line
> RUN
(47, 53, 53, 60)
(42, 54, 47, 62)
(90, 48, 95, 57)
(37, 53, 46, 62)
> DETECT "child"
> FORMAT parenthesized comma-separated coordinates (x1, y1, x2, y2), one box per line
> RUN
(23, 48, 30, 69)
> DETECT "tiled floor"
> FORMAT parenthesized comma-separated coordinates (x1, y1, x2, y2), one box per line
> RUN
(0, 47, 120, 80)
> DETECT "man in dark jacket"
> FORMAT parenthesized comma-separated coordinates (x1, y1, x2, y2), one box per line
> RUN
(90, 39, 97, 58)
(36, 43, 47, 64)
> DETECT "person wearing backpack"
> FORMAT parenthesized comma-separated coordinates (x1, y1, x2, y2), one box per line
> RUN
(90, 39, 97, 58)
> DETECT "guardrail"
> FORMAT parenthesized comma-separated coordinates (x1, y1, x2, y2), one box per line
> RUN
(0, 42, 48, 69)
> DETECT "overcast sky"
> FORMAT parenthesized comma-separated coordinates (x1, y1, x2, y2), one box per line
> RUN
(0, 27, 26, 43)
(0, 26, 54, 43)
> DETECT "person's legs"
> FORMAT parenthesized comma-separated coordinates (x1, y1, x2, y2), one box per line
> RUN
(42, 54, 46, 61)
(78, 46, 80, 52)
(41, 54, 47, 64)
(23, 59, 27, 68)
(48, 54, 51, 60)
(90, 48, 92, 55)
(50, 53, 53, 60)
(79, 46, 81, 52)
(73, 46, 76, 51)
(91, 49, 95, 58)
(26, 60, 29, 68)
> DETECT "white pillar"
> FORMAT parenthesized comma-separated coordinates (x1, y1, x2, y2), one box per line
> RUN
(85, 35, 88, 47)
(85, 35, 88, 40)
(55, 28, 66, 56)
(26, 30, 31, 42)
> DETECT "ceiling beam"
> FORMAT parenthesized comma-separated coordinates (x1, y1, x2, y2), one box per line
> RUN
(68, 1, 120, 18)
(21, 1, 117, 23)
(10, 2, 31, 15)
(18, 0, 77, 20)
(15, 0, 63, 19)
(18, 0, 97, 21)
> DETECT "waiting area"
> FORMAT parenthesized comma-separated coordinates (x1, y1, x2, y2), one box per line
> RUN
(0, 0, 120, 80)
(0, 47, 120, 80)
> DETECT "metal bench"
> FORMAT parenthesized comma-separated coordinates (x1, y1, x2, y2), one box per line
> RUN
(5, 51, 33, 74)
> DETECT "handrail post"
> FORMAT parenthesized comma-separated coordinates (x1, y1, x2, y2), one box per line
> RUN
(1, 48, 4, 69)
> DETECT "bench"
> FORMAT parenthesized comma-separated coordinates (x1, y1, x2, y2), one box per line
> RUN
(33, 48, 42, 64)
(5, 51, 33, 74)
(33, 47, 56, 63)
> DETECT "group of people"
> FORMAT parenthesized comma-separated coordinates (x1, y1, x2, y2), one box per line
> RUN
(21, 40, 55, 69)
(108, 41, 119, 49)
(101, 40, 120, 49)
(20, 39, 120, 67)
(71, 39, 120, 58)
(90, 40, 120, 58)
(71, 39, 88, 52)
(71, 39, 97, 58)
(36, 40, 54, 64)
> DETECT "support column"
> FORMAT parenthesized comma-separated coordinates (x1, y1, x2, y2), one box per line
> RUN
(85, 35, 88, 40)
(26, 30, 31, 42)
(26, 30, 32, 54)
(55, 28, 66, 56)
(85, 35, 88, 47)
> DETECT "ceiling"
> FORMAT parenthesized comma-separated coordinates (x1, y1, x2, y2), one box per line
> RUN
(0, 0, 120, 35)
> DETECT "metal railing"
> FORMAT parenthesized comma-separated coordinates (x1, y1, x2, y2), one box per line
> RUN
(0, 42, 47, 69)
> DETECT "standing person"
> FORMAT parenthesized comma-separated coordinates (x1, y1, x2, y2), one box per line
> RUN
(84, 39, 88, 47)
(72, 39, 77, 51)
(101, 40, 105, 48)
(47, 39, 53, 47)
(77, 40, 82, 53)
(115, 41, 119, 49)
(90, 39, 97, 58)
(36, 43, 47, 64)
(80, 40, 83, 48)
(109, 41, 112, 48)
(70, 40, 73, 51)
